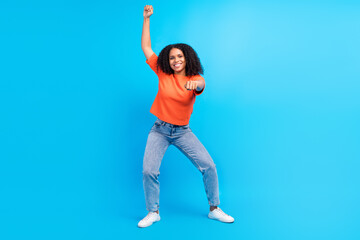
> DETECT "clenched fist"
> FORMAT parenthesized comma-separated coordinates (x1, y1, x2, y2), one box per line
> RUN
(184, 81, 200, 91)
(143, 5, 153, 18)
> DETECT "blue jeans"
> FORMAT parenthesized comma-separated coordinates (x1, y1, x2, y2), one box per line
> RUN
(142, 118, 220, 212)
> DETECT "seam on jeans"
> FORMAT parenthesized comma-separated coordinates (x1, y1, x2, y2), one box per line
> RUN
(174, 138, 202, 171)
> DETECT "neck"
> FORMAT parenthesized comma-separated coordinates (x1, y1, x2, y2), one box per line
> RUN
(174, 70, 186, 76)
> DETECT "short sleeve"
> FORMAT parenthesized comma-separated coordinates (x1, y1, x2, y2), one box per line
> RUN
(193, 75, 205, 96)
(145, 53, 159, 74)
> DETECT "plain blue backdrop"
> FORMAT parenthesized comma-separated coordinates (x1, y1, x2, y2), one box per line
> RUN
(1, 0, 359, 239)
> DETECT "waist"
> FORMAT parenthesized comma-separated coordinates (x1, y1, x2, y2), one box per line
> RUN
(156, 118, 189, 128)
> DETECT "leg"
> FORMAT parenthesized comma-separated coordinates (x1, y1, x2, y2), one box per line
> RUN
(173, 131, 220, 206)
(142, 130, 170, 212)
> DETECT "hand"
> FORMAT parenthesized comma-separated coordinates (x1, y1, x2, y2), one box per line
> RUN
(143, 5, 153, 18)
(184, 81, 198, 91)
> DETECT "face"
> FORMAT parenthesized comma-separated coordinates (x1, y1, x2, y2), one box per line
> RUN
(169, 48, 186, 75)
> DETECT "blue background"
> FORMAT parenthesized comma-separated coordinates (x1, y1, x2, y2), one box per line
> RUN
(1, 0, 359, 239)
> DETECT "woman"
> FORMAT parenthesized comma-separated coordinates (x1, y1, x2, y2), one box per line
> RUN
(138, 5, 234, 228)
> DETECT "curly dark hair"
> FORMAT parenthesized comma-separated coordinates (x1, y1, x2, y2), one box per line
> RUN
(157, 43, 204, 76)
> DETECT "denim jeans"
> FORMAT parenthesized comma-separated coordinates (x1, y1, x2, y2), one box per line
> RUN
(142, 118, 220, 212)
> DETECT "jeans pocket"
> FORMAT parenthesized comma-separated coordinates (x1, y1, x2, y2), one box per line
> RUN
(154, 119, 163, 128)
(180, 125, 190, 130)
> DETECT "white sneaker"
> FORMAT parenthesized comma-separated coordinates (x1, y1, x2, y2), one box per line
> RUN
(137, 212, 161, 228)
(208, 208, 234, 223)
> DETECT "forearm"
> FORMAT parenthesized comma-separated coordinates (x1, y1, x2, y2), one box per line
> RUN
(141, 17, 151, 50)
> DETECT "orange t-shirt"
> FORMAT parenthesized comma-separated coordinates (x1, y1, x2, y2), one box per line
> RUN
(146, 53, 205, 125)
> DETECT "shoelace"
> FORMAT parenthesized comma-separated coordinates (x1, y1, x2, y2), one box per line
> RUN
(143, 212, 156, 221)
(214, 208, 228, 216)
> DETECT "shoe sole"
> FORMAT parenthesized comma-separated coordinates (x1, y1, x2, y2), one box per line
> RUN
(208, 215, 234, 223)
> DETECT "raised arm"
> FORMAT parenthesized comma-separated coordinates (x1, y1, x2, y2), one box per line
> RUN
(142, 5, 155, 60)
